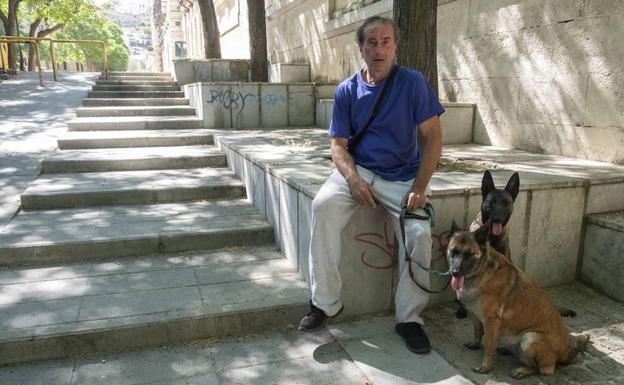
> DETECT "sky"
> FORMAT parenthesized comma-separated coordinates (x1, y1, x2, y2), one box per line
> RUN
(93, 0, 151, 14)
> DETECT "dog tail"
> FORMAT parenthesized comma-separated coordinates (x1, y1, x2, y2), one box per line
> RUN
(563, 334, 590, 364)
(557, 305, 577, 317)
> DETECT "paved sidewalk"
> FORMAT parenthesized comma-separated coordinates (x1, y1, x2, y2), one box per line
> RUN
(0, 72, 98, 228)
(1, 282, 622, 384)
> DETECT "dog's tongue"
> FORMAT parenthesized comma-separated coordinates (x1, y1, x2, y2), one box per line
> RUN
(492, 222, 503, 235)
(451, 276, 465, 291)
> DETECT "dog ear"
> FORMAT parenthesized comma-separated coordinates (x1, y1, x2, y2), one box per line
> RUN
(474, 219, 491, 246)
(449, 220, 462, 237)
(481, 170, 495, 200)
(505, 172, 520, 202)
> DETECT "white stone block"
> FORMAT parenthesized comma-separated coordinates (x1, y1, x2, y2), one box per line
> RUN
(265, 172, 281, 247)
(253, 164, 267, 217)
(231, 83, 260, 129)
(270, 63, 310, 82)
(201, 83, 232, 128)
(440, 104, 474, 144)
(297, 193, 313, 281)
(315, 84, 337, 100)
(525, 187, 585, 287)
(288, 84, 315, 126)
(260, 84, 288, 127)
(581, 217, 624, 303)
(587, 181, 624, 214)
(315, 99, 334, 129)
(279, 180, 299, 268)
(339, 206, 394, 318)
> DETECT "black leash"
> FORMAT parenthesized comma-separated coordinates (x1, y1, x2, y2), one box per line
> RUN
(399, 203, 451, 294)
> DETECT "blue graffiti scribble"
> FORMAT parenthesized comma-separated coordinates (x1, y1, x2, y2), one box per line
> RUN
(262, 94, 288, 106)
(206, 89, 288, 113)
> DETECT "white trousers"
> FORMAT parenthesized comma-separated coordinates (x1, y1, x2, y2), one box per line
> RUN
(308, 165, 432, 324)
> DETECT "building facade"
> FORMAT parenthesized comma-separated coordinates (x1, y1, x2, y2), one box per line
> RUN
(152, 0, 624, 164)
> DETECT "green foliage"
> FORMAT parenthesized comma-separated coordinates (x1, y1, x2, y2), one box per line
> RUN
(2, 0, 128, 71)
(53, 8, 129, 71)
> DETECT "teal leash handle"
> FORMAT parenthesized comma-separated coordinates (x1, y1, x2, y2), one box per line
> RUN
(399, 204, 451, 293)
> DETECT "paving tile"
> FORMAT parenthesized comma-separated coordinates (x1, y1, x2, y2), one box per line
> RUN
(84, 268, 197, 295)
(0, 297, 81, 330)
(78, 286, 201, 321)
(0, 360, 73, 385)
(0, 277, 90, 306)
(194, 257, 295, 285)
(71, 346, 216, 385)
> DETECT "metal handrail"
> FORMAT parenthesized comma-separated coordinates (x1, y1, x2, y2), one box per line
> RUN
(0, 36, 109, 85)
(0, 37, 43, 85)
(0, 42, 8, 72)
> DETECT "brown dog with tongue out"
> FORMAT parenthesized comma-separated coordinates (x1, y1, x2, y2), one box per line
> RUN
(455, 170, 576, 319)
(446, 221, 590, 378)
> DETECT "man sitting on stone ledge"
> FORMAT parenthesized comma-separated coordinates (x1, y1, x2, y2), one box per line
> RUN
(298, 15, 444, 355)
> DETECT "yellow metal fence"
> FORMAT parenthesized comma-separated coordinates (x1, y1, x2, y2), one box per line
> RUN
(0, 36, 108, 86)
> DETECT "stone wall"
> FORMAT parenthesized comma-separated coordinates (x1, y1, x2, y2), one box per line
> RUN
(170, 1, 624, 163)
(438, 0, 624, 164)
(179, 0, 251, 60)
(263, 0, 624, 163)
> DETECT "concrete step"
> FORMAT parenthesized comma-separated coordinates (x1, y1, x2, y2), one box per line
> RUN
(0, 245, 308, 365)
(67, 116, 203, 131)
(42, 145, 226, 173)
(95, 80, 178, 86)
(83, 98, 189, 107)
(87, 91, 185, 98)
(76, 105, 197, 117)
(0, 200, 274, 267)
(581, 211, 624, 303)
(92, 84, 181, 92)
(106, 72, 172, 77)
(99, 75, 174, 81)
(58, 129, 215, 149)
(20, 167, 245, 210)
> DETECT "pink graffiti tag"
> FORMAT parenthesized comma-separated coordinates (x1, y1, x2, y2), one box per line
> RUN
(354, 222, 450, 269)
(353, 220, 396, 269)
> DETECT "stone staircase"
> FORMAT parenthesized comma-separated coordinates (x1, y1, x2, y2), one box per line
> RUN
(0, 72, 309, 366)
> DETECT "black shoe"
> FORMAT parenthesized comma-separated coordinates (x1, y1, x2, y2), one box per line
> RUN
(298, 301, 342, 332)
(395, 322, 432, 354)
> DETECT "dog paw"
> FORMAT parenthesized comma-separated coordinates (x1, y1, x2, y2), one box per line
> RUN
(455, 308, 468, 319)
(510, 367, 533, 379)
(497, 347, 512, 355)
(464, 342, 481, 350)
(472, 365, 492, 374)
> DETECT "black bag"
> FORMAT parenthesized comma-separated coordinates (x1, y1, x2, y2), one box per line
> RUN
(347, 65, 399, 153)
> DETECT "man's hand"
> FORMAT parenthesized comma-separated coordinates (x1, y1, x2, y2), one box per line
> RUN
(330, 137, 378, 208)
(347, 174, 378, 208)
(402, 187, 427, 211)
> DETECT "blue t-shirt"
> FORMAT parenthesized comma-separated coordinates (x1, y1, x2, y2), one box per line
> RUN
(328, 66, 445, 181)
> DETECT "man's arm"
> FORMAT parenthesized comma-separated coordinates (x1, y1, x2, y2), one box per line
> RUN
(331, 137, 378, 208)
(403, 115, 442, 210)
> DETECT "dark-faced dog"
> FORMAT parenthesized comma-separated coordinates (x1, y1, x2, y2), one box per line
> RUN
(447, 221, 589, 379)
(469, 170, 519, 258)
(456, 170, 519, 319)
(456, 170, 576, 319)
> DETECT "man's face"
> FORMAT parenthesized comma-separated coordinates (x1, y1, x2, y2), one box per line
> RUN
(360, 23, 397, 75)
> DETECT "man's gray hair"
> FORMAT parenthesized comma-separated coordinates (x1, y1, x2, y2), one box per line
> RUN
(356, 16, 399, 47)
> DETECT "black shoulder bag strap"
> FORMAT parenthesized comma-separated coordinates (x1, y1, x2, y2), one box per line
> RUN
(347, 65, 399, 153)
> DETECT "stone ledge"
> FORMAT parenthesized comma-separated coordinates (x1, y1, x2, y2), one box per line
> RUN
(214, 130, 624, 318)
(586, 211, 624, 232)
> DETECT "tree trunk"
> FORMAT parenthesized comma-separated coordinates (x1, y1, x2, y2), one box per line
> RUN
(27, 18, 41, 71)
(247, 0, 268, 82)
(26, 21, 66, 71)
(5, 0, 22, 71)
(197, 0, 221, 59)
(393, 0, 438, 95)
